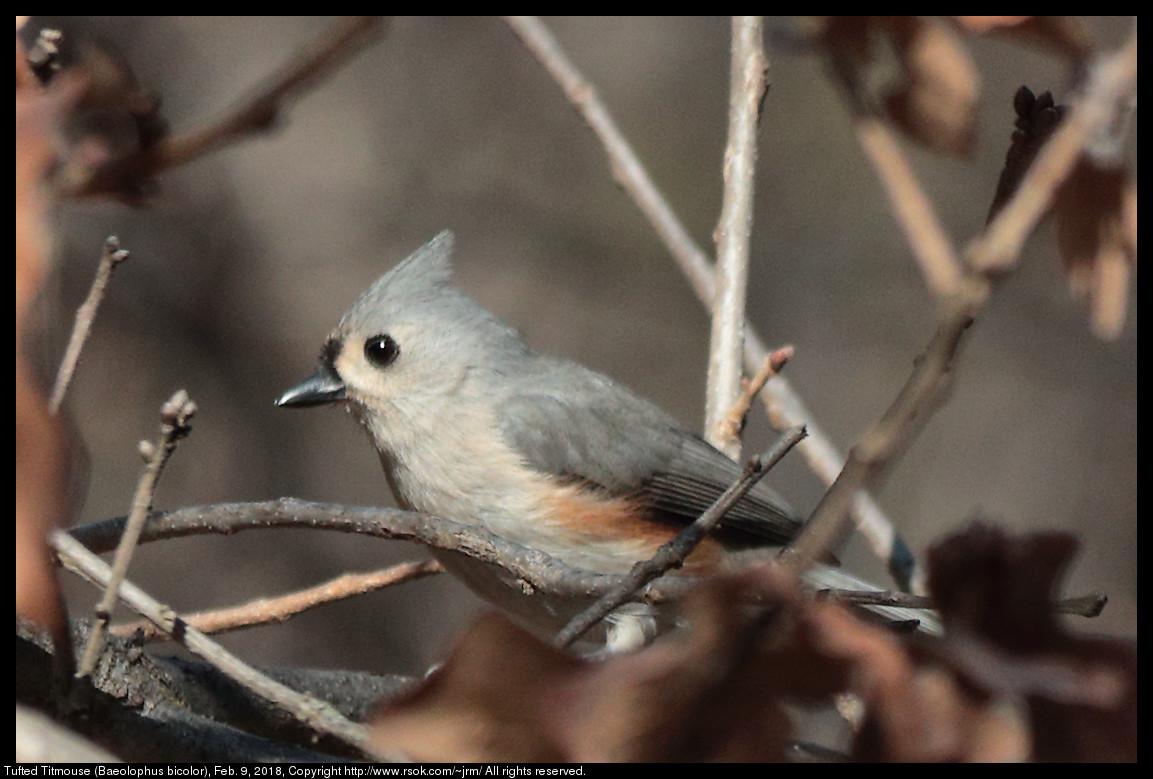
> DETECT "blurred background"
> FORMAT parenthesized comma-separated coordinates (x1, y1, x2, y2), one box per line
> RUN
(26, 17, 1136, 675)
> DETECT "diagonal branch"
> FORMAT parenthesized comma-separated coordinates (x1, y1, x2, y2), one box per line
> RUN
(555, 425, 806, 648)
(51, 530, 386, 759)
(113, 559, 444, 643)
(48, 237, 130, 415)
(781, 21, 1139, 580)
(504, 15, 915, 590)
(65, 16, 387, 199)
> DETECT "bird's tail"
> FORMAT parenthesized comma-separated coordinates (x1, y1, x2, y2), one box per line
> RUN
(802, 566, 942, 635)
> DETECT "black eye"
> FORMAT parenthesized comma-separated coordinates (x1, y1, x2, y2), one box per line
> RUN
(364, 334, 400, 367)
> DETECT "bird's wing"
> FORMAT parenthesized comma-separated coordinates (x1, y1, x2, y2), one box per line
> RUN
(496, 360, 802, 546)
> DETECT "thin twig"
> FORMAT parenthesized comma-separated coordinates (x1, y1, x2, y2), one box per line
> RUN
(113, 559, 444, 643)
(817, 588, 1107, 618)
(66, 16, 387, 198)
(717, 346, 792, 452)
(50, 530, 382, 758)
(554, 425, 807, 649)
(779, 310, 972, 575)
(705, 16, 767, 460)
(48, 237, 130, 415)
(505, 15, 914, 590)
(76, 390, 196, 679)
(852, 116, 965, 299)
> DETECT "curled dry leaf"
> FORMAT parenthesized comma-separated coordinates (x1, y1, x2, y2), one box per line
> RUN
(925, 522, 1137, 762)
(1054, 159, 1135, 340)
(370, 568, 861, 762)
(371, 522, 1133, 763)
(813, 16, 979, 156)
(952, 16, 1093, 63)
(883, 17, 979, 156)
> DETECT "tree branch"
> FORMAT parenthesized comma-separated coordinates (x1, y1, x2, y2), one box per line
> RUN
(65, 16, 387, 199)
(780, 21, 1139, 579)
(555, 425, 806, 648)
(52, 530, 386, 759)
(49, 237, 130, 415)
(504, 14, 915, 590)
(113, 559, 444, 643)
(705, 16, 767, 459)
(76, 390, 196, 679)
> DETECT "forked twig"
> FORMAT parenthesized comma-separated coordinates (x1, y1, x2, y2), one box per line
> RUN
(76, 390, 196, 678)
(717, 346, 792, 454)
(781, 22, 1139, 579)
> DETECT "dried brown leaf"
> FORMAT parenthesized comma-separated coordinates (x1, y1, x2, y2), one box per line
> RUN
(373, 523, 1134, 763)
(811, 17, 979, 155)
(884, 17, 979, 156)
(370, 568, 858, 762)
(926, 522, 1137, 761)
(1054, 159, 1135, 340)
(953, 16, 1092, 63)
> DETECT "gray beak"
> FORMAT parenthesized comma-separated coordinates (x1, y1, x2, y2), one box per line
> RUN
(276, 364, 347, 407)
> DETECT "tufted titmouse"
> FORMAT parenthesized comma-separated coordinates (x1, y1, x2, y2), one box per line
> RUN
(278, 232, 934, 647)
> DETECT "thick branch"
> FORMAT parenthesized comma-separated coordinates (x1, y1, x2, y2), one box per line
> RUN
(52, 530, 382, 758)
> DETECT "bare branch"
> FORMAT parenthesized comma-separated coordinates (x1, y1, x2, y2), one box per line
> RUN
(65, 16, 387, 198)
(51, 530, 385, 759)
(852, 116, 965, 299)
(113, 559, 444, 643)
(779, 309, 972, 575)
(705, 16, 767, 459)
(505, 15, 913, 590)
(48, 236, 130, 415)
(554, 425, 807, 649)
(76, 390, 196, 679)
(779, 22, 1138, 580)
(67, 497, 790, 607)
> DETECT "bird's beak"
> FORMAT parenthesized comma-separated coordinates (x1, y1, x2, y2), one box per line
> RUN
(276, 363, 347, 407)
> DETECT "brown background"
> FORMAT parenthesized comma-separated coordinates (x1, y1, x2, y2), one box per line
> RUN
(30, 17, 1136, 675)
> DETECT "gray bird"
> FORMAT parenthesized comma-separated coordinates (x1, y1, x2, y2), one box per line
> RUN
(278, 231, 934, 647)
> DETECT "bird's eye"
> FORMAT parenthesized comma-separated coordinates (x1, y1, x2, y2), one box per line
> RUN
(364, 334, 400, 368)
